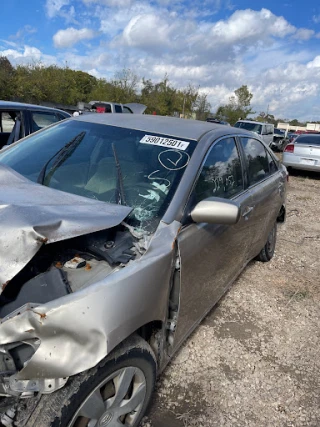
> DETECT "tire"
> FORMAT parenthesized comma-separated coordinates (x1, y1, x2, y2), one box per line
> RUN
(255, 222, 277, 262)
(16, 335, 156, 427)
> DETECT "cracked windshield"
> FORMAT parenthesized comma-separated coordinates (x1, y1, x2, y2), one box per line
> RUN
(0, 120, 196, 230)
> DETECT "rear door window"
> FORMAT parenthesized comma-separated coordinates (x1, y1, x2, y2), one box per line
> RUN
(295, 135, 320, 145)
(0, 111, 16, 132)
(240, 137, 270, 185)
(31, 111, 60, 132)
(266, 150, 278, 174)
(0, 111, 23, 147)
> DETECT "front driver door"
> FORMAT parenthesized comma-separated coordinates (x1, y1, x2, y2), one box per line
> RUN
(172, 136, 254, 350)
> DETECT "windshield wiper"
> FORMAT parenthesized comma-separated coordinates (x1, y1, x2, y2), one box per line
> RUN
(111, 142, 126, 205)
(37, 131, 86, 185)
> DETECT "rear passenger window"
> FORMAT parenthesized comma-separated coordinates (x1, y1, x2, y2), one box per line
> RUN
(0, 112, 16, 132)
(194, 137, 243, 202)
(266, 151, 278, 174)
(240, 137, 269, 184)
(31, 112, 59, 132)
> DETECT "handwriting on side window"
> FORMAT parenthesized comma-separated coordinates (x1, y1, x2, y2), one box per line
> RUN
(205, 174, 235, 194)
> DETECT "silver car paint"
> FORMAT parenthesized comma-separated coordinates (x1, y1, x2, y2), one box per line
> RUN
(0, 165, 132, 289)
(0, 115, 287, 400)
(283, 139, 320, 172)
(191, 198, 240, 224)
(0, 220, 179, 383)
(174, 187, 255, 349)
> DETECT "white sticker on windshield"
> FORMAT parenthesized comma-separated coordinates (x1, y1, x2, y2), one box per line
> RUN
(140, 135, 189, 151)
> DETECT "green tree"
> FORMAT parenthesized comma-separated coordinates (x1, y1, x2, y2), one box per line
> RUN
(0, 56, 16, 100)
(140, 75, 177, 115)
(289, 118, 306, 127)
(110, 68, 139, 103)
(194, 93, 211, 121)
(216, 85, 254, 125)
(255, 112, 277, 125)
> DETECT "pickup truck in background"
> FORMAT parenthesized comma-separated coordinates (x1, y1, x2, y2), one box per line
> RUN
(88, 101, 147, 114)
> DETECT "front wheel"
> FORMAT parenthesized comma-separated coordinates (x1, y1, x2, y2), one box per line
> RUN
(17, 336, 156, 427)
(255, 223, 277, 262)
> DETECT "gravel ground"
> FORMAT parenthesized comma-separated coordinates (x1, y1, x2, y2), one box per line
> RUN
(143, 170, 320, 427)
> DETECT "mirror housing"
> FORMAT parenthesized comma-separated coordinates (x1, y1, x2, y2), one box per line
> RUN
(191, 197, 240, 225)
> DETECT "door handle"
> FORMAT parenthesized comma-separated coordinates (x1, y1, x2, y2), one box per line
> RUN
(242, 206, 254, 217)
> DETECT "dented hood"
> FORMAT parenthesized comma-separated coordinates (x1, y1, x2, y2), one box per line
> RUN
(0, 165, 132, 291)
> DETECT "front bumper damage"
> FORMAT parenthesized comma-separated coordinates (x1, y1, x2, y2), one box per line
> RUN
(0, 220, 179, 400)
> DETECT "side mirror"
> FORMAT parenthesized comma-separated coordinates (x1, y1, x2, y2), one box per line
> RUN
(191, 197, 240, 225)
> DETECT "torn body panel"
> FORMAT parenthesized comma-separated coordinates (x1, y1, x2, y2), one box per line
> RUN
(0, 165, 132, 290)
(0, 220, 180, 397)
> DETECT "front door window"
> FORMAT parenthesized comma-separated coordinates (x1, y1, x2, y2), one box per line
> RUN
(194, 137, 244, 203)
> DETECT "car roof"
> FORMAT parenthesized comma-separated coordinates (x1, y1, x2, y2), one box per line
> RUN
(74, 113, 236, 141)
(296, 133, 320, 138)
(236, 120, 271, 126)
(0, 100, 69, 115)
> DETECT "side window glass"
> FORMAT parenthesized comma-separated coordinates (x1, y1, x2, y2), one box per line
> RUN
(115, 105, 122, 113)
(240, 137, 269, 185)
(31, 112, 59, 132)
(194, 137, 244, 203)
(1, 111, 16, 132)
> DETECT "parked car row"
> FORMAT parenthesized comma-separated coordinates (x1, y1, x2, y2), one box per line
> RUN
(0, 100, 148, 148)
(0, 112, 287, 427)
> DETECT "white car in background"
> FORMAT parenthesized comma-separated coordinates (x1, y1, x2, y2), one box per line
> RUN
(234, 120, 274, 147)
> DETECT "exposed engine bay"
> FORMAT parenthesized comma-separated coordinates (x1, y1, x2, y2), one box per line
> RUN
(0, 224, 143, 319)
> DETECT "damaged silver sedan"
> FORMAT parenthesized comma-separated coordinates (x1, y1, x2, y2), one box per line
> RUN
(0, 114, 287, 426)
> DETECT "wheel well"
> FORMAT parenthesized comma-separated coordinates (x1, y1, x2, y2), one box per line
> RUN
(136, 320, 163, 342)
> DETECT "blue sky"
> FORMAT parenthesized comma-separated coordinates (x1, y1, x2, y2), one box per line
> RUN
(1, 0, 320, 120)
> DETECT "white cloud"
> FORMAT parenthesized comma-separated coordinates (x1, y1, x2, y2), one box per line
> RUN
(46, 0, 70, 18)
(293, 28, 315, 40)
(208, 8, 295, 43)
(113, 8, 299, 65)
(99, 2, 156, 37)
(10, 25, 37, 41)
(53, 27, 97, 48)
(0, 45, 57, 66)
(45, 0, 78, 24)
(307, 56, 320, 68)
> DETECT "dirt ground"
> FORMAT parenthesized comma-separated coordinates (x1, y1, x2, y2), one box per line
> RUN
(143, 169, 320, 427)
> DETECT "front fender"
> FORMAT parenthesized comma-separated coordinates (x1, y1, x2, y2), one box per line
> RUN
(0, 221, 180, 381)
